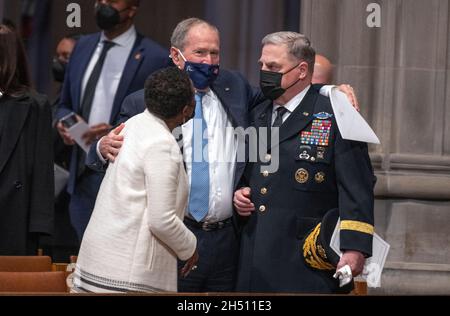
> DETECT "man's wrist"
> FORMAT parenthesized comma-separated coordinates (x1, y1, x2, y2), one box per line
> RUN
(96, 137, 108, 164)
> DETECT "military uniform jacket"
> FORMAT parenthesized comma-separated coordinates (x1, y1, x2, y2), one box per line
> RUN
(235, 87, 375, 293)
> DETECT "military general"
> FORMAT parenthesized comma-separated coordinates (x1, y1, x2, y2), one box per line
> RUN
(233, 31, 375, 294)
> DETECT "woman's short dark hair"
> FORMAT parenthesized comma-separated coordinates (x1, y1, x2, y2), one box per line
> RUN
(145, 67, 194, 119)
(0, 24, 31, 96)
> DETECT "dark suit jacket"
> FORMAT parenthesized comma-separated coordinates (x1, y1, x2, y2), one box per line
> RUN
(87, 69, 260, 191)
(55, 30, 169, 194)
(235, 86, 375, 293)
(0, 91, 54, 255)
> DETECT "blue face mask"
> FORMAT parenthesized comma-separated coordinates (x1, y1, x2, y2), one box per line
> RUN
(177, 49, 220, 90)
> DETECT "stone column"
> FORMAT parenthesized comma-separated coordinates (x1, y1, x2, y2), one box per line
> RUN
(301, 0, 450, 294)
(205, 0, 285, 85)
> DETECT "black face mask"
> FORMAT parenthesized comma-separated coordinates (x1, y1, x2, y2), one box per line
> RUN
(95, 4, 130, 31)
(260, 63, 301, 100)
(52, 59, 67, 83)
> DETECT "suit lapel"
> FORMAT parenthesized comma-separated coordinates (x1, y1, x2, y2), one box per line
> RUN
(276, 87, 318, 146)
(0, 97, 30, 174)
(254, 100, 273, 152)
(211, 76, 249, 190)
(255, 100, 273, 129)
(110, 34, 144, 122)
(212, 79, 244, 128)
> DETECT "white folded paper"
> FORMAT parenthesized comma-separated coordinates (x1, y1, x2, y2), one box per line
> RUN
(67, 120, 91, 154)
(329, 87, 381, 144)
(330, 219, 390, 288)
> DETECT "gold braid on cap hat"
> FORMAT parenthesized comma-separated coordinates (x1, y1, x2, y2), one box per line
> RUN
(303, 223, 335, 271)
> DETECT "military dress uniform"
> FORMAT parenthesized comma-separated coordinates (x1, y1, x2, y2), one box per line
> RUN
(235, 86, 375, 293)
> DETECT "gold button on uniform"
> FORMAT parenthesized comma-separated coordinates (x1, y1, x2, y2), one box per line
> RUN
(259, 205, 266, 212)
(261, 188, 268, 195)
(262, 170, 269, 177)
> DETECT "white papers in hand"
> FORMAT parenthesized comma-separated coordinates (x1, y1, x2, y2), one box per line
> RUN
(330, 219, 390, 288)
(67, 120, 91, 153)
(329, 87, 380, 144)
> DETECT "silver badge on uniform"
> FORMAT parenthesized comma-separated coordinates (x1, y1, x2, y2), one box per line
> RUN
(317, 147, 326, 160)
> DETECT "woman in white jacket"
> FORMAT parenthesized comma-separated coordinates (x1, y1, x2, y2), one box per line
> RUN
(73, 67, 198, 293)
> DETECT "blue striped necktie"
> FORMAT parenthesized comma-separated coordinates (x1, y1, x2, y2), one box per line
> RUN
(188, 92, 210, 222)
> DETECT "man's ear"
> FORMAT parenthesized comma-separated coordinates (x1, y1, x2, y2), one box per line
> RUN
(128, 6, 138, 19)
(170, 47, 183, 69)
(299, 61, 309, 80)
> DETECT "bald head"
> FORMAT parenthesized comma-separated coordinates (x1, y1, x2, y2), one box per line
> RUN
(312, 54, 333, 84)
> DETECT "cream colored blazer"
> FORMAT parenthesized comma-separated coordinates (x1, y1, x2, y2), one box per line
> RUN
(74, 110, 196, 293)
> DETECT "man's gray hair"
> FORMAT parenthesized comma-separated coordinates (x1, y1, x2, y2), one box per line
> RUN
(262, 32, 316, 74)
(171, 18, 220, 50)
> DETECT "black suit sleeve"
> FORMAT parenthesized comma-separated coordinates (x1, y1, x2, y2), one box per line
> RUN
(29, 97, 55, 235)
(54, 40, 82, 122)
(118, 91, 143, 124)
(334, 128, 375, 257)
(86, 90, 145, 172)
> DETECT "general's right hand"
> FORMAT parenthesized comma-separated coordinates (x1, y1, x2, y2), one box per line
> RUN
(99, 123, 125, 162)
(233, 187, 255, 217)
(56, 121, 75, 146)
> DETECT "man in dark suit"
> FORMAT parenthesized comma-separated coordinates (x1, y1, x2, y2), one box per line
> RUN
(233, 32, 375, 293)
(55, 0, 168, 241)
(87, 18, 258, 292)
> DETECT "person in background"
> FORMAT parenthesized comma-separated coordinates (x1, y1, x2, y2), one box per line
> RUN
(52, 33, 81, 170)
(312, 54, 333, 85)
(55, 0, 169, 242)
(52, 34, 81, 87)
(47, 34, 81, 261)
(73, 67, 198, 293)
(0, 24, 54, 255)
(1, 18, 17, 31)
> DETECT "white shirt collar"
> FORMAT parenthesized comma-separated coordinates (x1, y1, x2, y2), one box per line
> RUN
(100, 25, 136, 47)
(274, 84, 311, 114)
